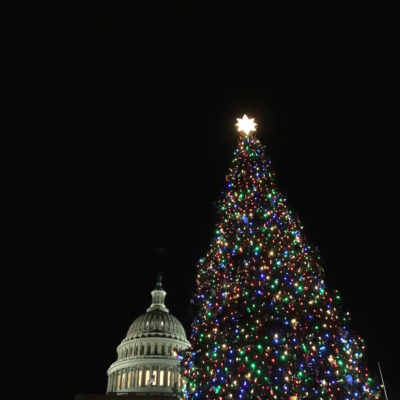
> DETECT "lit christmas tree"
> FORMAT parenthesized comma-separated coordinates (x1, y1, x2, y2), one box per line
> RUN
(182, 115, 382, 399)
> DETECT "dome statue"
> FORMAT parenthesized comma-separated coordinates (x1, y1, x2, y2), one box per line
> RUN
(106, 272, 190, 396)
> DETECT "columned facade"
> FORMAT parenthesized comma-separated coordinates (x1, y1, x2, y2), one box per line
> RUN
(106, 273, 190, 396)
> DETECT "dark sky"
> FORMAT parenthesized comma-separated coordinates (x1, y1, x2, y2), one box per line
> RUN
(2, 2, 398, 400)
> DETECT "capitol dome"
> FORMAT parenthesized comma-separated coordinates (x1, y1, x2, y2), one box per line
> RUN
(126, 310, 188, 341)
(106, 272, 190, 395)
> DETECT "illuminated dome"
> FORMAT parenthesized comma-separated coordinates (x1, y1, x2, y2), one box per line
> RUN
(126, 310, 188, 341)
(106, 272, 190, 395)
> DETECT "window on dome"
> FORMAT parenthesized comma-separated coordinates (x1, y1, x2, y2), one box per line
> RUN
(161, 344, 165, 355)
(117, 373, 121, 390)
(167, 370, 171, 386)
(145, 369, 150, 386)
(128, 371, 131, 388)
(138, 370, 142, 387)
(154, 344, 158, 354)
(160, 370, 165, 386)
(121, 371, 126, 389)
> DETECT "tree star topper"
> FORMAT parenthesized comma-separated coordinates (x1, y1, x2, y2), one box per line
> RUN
(236, 114, 257, 135)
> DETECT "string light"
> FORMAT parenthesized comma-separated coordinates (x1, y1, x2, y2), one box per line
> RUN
(181, 118, 382, 399)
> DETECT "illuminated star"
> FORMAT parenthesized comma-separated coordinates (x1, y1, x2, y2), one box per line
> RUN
(235, 114, 257, 135)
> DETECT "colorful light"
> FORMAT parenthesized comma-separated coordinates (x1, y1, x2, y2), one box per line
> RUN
(181, 118, 382, 399)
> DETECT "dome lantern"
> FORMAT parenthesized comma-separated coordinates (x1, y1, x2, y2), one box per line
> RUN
(147, 271, 169, 312)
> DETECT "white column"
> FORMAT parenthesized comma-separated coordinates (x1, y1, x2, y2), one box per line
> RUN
(113, 372, 117, 391)
(136, 369, 139, 387)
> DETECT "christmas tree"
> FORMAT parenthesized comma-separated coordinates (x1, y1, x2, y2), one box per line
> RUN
(182, 115, 382, 399)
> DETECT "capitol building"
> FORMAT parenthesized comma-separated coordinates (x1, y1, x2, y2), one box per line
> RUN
(76, 272, 190, 400)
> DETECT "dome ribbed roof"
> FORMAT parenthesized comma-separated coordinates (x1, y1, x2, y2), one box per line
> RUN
(125, 309, 187, 341)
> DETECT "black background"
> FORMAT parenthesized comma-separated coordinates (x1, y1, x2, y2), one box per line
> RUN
(2, 2, 398, 400)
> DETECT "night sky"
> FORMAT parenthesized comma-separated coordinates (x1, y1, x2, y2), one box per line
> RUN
(2, 2, 398, 400)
